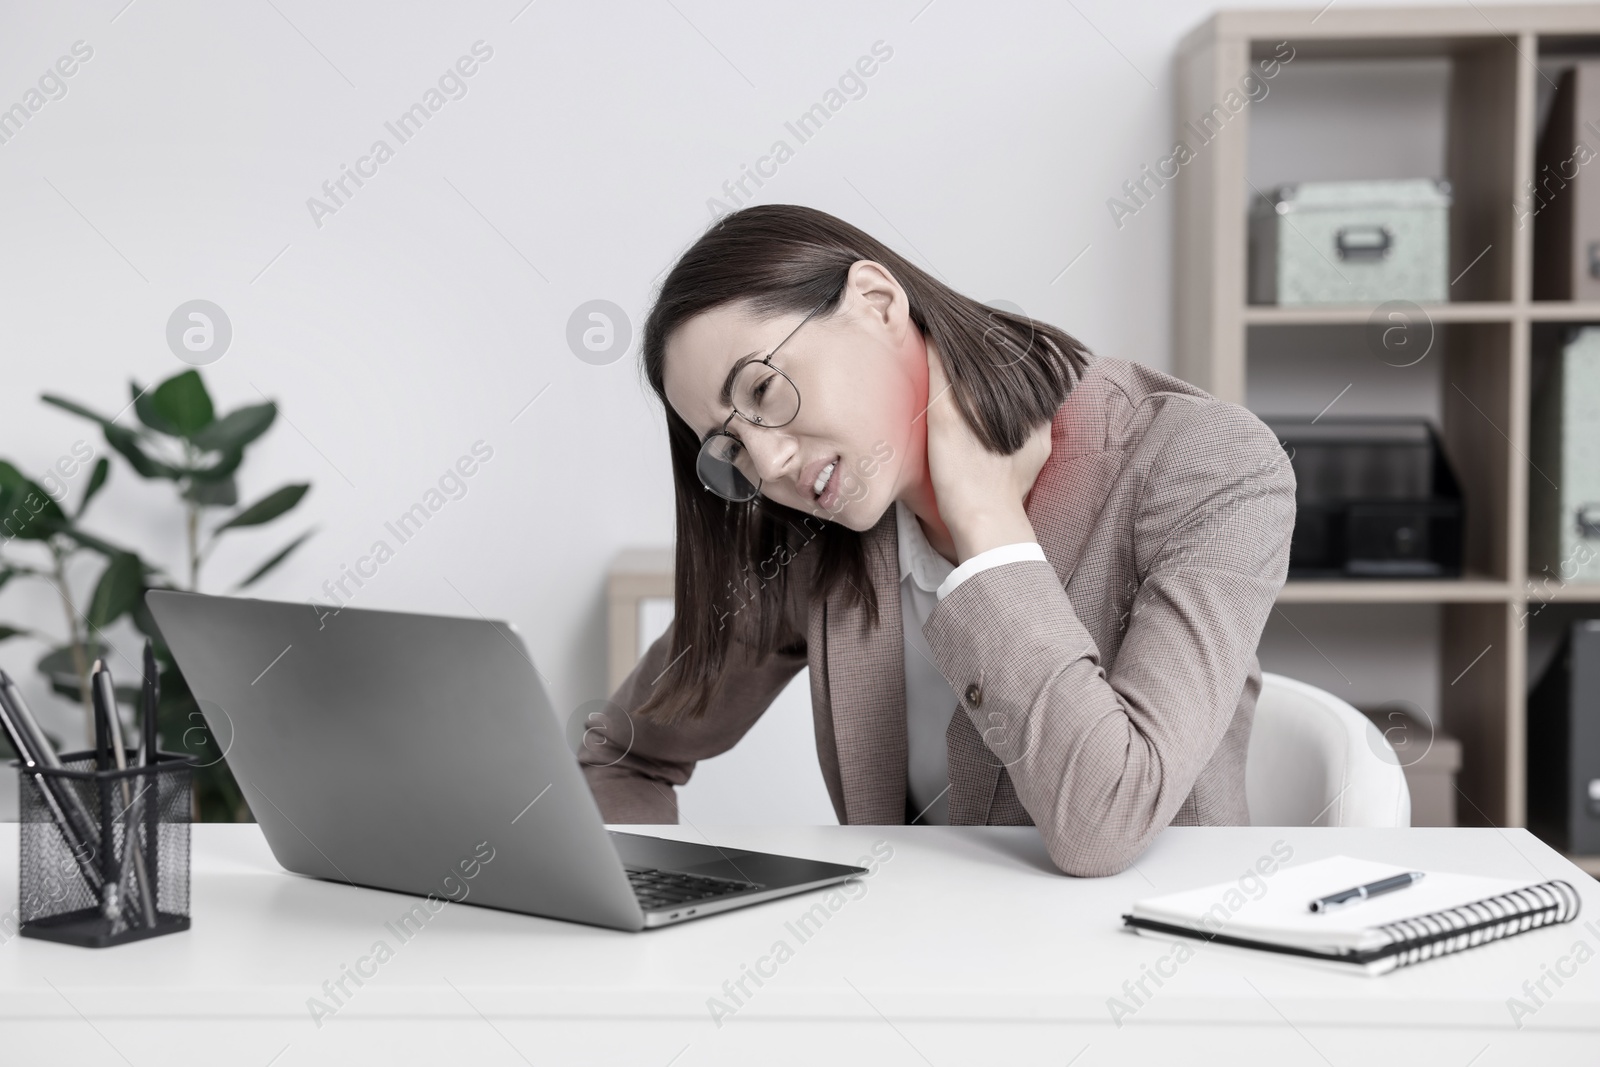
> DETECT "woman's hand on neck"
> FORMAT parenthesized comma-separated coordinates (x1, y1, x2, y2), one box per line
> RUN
(908, 336, 1052, 566)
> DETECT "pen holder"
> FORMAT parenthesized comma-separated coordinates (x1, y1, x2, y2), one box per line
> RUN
(14, 750, 195, 947)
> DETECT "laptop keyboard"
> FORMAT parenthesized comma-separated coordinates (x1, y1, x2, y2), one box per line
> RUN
(624, 864, 765, 911)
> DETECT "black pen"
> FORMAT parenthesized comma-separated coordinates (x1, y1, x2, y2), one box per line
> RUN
(90, 659, 122, 918)
(118, 639, 162, 926)
(0, 669, 100, 852)
(1, 668, 57, 770)
(91, 658, 112, 772)
(140, 639, 158, 767)
(1309, 871, 1425, 913)
(94, 660, 158, 927)
(0, 682, 105, 893)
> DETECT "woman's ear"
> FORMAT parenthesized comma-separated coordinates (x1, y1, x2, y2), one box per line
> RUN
(849, 259, 905, 332)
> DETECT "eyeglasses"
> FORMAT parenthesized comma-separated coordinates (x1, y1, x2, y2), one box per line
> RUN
(695, 287, 837, 502)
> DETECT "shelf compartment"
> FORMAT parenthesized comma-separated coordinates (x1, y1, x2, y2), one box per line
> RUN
(1438, 322, 1517, 585)
(1247, 321, 1514, 584)
(1241, 38, 1520, 306)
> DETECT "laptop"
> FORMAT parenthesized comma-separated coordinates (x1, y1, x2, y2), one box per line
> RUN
(144, 589, 865, 931)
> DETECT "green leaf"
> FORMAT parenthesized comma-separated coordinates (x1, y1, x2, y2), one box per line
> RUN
(184, 474, 238, 507)
(186, 446, 244, 484)
(151, 370, 215, 438)
(0, 624, 33, 642)
(104, 423, 181, 479)
(0, 495, 44, 541)
(191, 402, 276, 453)
(40, 393, 117, 430)
(215, 484, 309, 532)
(38, 646, 80, 676)
(0, 567, 15, 594)
(38, 646, 96, 694)
(232, 528, 315, 591)
(131, 379, 179, 437)
(87, 552, 143, 630)
(0, 461, 69, 539)
(76, 457, 109, 517)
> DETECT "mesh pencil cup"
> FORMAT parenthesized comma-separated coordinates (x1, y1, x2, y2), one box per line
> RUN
(14, 750, 195, 947)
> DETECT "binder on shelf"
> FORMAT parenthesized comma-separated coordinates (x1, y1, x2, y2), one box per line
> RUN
(1123, 855, 1583, 976)
(1532, 62, 1600, 301)
(1530, 326, 1600, 586)
(1529, 620, 1600, 855)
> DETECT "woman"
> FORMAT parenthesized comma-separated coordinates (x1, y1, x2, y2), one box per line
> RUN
(581, 204, 1295, 877)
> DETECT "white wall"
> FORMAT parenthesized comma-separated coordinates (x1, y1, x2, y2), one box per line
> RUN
(0, 0, 1567, 816)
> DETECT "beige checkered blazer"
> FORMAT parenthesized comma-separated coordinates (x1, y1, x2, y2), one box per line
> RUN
(582, 354, 1296, 876)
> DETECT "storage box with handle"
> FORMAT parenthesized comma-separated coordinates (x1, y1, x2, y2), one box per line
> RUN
(1249, 178, 1452, 305)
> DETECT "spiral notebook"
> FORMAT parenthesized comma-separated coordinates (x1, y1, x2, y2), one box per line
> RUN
(1121, 855, 1584, 976)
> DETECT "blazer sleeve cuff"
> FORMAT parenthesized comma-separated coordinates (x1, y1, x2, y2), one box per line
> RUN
(936, 541, 1047, 601)
(924, 557, 1097, 710)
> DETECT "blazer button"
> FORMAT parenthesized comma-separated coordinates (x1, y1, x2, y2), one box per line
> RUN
(964, 682, 983, 708)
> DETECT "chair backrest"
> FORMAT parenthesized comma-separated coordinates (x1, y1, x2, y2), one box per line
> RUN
(1247, 672, 1411, 827)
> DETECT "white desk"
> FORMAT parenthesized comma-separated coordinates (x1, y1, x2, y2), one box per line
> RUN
(1, 823, 1597, 1065)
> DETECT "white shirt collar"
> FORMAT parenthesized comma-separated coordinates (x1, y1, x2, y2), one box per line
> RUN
(895, 498, 956, 593)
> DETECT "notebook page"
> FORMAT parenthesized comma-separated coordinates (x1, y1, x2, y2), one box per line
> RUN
(1130, 855, 1537, 955)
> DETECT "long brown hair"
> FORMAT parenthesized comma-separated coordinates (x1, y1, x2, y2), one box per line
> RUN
(634, 204, 1092, 724)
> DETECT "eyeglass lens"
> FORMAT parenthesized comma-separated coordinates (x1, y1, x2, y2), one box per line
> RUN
(696, 360, 801, 501)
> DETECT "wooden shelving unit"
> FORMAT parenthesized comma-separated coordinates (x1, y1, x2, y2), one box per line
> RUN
(1175, 5, 1600, 873)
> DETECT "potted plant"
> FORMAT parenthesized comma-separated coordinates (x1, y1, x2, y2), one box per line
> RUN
(0, 368, 313, 821)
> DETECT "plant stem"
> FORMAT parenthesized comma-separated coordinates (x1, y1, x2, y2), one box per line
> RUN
(50, 539, 94, 746)
(184, 443, 201, 592)
(187, 501, 199, 592)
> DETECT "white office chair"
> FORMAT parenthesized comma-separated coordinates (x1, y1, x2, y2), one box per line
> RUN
(1246, 672, 1411, 827)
